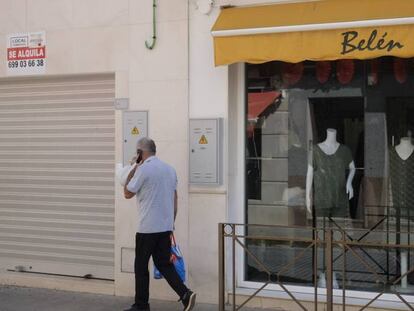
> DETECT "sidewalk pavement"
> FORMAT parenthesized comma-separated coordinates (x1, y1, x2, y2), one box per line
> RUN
(0, 285, 272, 311)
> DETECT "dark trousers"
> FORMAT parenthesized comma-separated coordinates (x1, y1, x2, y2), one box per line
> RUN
(135, 231, 188, 308)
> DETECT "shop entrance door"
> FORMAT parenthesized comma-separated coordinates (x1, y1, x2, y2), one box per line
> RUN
(0, 74, 115, 279)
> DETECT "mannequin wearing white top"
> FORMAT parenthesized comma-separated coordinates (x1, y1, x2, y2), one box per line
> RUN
(395, 137, 414, 160)
(306, 128, 356, 214)
(393, 137, 414, 290)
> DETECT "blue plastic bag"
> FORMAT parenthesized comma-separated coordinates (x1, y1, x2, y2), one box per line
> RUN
(154, 234, 186, 283)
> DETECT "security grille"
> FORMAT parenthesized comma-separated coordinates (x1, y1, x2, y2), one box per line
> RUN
(0, 74, 115, 279)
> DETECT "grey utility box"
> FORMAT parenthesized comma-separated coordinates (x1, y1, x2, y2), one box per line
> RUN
(189, 118, 222, 185)
(123, 111, 148, 166)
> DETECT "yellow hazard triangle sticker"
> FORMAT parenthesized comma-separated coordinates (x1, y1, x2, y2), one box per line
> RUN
(199, 135, 208, 144)
(131, 127, 140, 135)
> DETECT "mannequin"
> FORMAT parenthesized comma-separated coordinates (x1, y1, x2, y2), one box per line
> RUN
(306, 128, 356, 214)
(306, 128, 356, 289)
(395, 137, 414, 160)
(390, 137, 414, 291)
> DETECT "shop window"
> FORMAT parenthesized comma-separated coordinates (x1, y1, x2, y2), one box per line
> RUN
(310, 97, 364, 220)
(244, 57, 414, 294)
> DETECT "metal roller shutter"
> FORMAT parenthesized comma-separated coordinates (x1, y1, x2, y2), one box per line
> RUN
(0, 74, 115, 280)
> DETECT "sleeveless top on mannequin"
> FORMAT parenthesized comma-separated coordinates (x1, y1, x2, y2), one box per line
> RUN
(389, 148, 414, 213)
(313, 144, 353, 217)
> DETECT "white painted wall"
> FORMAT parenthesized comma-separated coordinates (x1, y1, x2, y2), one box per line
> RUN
(0, 0, 315, 306)
(0, 0, 191, 304)
(188, 2, 228, 303)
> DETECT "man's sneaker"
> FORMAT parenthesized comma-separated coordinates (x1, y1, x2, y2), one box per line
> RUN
(181, 290, 196, 311)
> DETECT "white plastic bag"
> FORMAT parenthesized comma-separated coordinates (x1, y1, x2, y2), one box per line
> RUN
(116, 163, 136, 187)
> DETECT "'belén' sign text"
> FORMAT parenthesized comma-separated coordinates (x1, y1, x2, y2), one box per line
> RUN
(341, 30, 404, 55)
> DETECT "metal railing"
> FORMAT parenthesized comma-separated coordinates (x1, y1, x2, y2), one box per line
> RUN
(218, 223, 414, 311)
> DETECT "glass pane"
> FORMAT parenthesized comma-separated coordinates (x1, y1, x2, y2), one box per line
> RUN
(244, 58, 414, 296)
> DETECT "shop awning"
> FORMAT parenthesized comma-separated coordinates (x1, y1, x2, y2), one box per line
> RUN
(248, 91, 280, 121)
(212, 0, 414, 66)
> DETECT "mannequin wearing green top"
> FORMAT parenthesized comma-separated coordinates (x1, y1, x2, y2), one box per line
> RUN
(306, 128, 355, 288)
(306, 128, 356, 216)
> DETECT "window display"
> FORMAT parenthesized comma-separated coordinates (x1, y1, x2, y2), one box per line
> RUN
(389, 137, 414, 213)
(245, 57, 414, 293)
(306, 128, 355, 218)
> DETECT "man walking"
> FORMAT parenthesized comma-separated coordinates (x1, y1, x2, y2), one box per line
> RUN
(123, 137, 196, 311)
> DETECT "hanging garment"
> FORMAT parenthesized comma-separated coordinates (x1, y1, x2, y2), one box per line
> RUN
(389, 147, 414, 213)
(313, 144, 353, 217)
(343, 118, 364, 156)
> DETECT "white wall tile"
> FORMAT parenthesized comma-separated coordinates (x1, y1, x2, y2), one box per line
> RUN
(45, 30, 76, 74)
(72, 26, 129, 73)
(129, 21, 188, 82)
(0, 0, 26, 35)
(115, 71, 129, 98)
(27, 0, 73, 31)
(73, 0, 129, 28)
(129, 0, 188, 25)
(129, 80, 188, 142)
(189, 8, 228, 118)
(188, 193, 226, 303)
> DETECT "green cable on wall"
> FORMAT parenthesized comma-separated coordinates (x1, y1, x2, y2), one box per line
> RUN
(145, 0, 157, 50)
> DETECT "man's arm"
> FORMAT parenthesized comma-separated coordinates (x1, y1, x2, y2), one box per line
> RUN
(124, 166, 138, 199)
(174, 191, 178, 220)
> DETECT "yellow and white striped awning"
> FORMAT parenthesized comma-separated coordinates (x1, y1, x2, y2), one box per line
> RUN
(212, 0, 414, 65)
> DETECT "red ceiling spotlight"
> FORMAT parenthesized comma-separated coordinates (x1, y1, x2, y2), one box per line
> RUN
(393, 58, 408, 84)
(368, 59, 380, 86)
(316, 61, 332, 84)
(281, 62, 304, 86)
(337, 59, 355, 85)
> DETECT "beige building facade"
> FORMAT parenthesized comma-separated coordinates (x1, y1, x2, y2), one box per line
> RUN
(2, 1, 414, 310)
(0, 0, 248, 306)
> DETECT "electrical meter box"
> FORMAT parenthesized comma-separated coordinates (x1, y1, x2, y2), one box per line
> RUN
(189, 118, 222, 185)
(123, 111, 148, 166)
